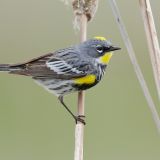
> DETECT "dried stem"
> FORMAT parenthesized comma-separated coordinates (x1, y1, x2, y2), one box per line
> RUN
(139, 0, 160, 100)
(72, 0, 98, 29)
(109, 0, 160, 132)
(74, 11, 87, 160)
(69, 1, 98, 159)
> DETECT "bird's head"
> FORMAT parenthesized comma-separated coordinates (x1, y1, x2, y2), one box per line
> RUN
(79, 36, 121, 65)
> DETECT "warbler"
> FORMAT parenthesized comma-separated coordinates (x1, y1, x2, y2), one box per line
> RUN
(0, 37, 120, 124)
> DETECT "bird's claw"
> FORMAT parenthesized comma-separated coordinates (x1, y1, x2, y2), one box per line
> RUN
(74, 115, 86, 125)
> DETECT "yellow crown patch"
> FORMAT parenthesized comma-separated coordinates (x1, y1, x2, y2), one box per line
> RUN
(94, 36, 106, 41)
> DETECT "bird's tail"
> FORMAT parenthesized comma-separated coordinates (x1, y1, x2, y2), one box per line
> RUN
(0, 64, 10, 72)
(0, 63, 25, 73)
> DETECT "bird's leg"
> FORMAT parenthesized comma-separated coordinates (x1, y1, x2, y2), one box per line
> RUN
(58, 96, 86, 125)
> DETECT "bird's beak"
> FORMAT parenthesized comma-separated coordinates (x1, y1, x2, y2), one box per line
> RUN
(109, 46, 121, 52)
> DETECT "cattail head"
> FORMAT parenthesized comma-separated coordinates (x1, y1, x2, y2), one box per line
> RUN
(72, 0, 99, 29)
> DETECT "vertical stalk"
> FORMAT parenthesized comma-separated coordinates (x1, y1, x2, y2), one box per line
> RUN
(139, 0, 160, 100)
(74, 14, 87, 160)
(109, 0, 160, 132)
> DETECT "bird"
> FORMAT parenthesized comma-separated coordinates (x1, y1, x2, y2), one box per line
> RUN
(0, 36, 120, 124)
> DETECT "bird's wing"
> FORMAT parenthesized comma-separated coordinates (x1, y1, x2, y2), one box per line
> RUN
(46, 48, 95, 78)
(10, 48, 93, 80)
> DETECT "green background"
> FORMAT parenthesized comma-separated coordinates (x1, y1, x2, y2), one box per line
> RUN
(0, 0, 160, 159)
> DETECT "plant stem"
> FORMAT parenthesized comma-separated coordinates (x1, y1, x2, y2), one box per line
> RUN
(109, 0, 160, 132)
(139, 0, 160, 100)
(74, 14, 87, 160)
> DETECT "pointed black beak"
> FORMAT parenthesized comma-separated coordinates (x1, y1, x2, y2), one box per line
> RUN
(109, 46, 121, 52)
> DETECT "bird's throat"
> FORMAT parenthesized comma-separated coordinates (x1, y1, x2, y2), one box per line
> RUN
(99, 52, 113, 64)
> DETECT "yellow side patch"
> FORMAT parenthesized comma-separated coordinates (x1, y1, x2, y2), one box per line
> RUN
(99, 52, 113, 64)
(94, 36, 106, 41)
(74, 74, 96, 85)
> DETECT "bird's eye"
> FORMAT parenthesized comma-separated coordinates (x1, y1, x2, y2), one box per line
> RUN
(96, 45, 104, 53)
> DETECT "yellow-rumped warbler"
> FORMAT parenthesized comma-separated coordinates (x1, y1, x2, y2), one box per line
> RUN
(0, 37, 120, 124)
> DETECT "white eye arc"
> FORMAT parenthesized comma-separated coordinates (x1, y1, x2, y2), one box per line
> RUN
(96, 45, 104, 53)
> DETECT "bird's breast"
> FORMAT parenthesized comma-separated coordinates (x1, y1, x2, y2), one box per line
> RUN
(96, 64, 107, 81)
(72, 64, 106, 91)
(73, 74, 96, 85)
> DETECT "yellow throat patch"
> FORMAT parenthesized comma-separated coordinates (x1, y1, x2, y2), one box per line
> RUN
(99, 52, 113, 64)
(74, 74, 96, 85)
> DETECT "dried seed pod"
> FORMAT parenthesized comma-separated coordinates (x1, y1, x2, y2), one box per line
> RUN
(72, 0, 99, 29)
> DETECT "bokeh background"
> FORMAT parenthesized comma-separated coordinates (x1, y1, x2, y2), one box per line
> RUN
(0, 0, 160, 160)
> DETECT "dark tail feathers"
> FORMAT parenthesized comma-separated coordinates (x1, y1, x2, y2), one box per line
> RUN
(0, 64, 10, 72)
(0, 63, 27, 75)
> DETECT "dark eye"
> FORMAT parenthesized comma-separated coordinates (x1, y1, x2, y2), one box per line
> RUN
(96, 45, 104, 53)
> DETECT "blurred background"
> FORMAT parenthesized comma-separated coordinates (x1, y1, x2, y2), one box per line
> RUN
(0, 0, 160, 160)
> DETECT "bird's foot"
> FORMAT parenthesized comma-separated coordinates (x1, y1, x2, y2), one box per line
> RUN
(74, 115, 86, 125)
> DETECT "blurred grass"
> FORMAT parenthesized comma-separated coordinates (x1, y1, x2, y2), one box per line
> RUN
(0, 0, 160, 160)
